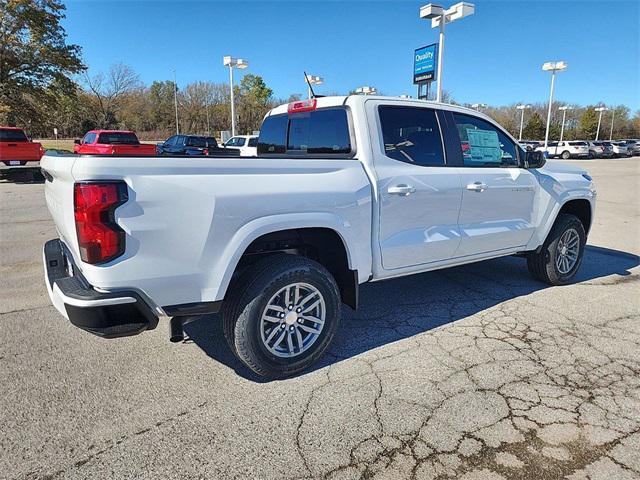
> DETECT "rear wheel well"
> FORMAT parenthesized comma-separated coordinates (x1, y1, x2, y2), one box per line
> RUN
(558, 199, 592, 235)
(233, 228, 358, 309)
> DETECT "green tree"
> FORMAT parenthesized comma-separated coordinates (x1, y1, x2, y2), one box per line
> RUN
(237, 74, 273, 134)
(0, 0, 84, 126)
(149, 80, 178, 134)
(579, 107, 599, 140)
(522, 112, 545, 140)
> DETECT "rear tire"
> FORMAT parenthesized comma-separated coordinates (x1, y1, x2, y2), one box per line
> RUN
(222, 254, 341, 378)
(527, 214, 586, 285)
(561, 150, 571, 160)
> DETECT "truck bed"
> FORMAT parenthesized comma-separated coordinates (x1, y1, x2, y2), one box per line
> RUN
(41, 153, 373, 308)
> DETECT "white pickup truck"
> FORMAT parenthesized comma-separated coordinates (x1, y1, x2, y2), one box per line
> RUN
(41, 96, 596, 378)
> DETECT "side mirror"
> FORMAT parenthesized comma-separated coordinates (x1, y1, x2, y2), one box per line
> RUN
(74, 139, 81, 145)
(526, 150, 546, 169)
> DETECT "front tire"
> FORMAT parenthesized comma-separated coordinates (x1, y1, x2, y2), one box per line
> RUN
(561, 150, 571, 160)
(527, 214, 586, 285)
(222, 255, 341, 378)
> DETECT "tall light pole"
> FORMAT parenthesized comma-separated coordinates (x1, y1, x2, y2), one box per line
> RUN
(516, 104, 531, 141)
(595, 106, 608, 141)
(304, 74, 323, 99)
(558, 106, 571, 142)
(420, 2, 475, 103)
(355, 86, 377, 95)
(172, 69, 179, 135)
(223, 55, 249, 136)
(609, 108, 616, 141)
(542, 61, 567, 148)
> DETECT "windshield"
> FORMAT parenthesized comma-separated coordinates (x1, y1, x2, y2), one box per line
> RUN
(97, 132, 140, 144)
(0, 129, 28, 142)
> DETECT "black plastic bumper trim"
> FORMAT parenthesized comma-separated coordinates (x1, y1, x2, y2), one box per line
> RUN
(44, 239, 159, 339)
(163, 301, 222, 317)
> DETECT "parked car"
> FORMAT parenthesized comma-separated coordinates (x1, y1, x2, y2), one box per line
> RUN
(41, 95, 596, 378)
(224, 135, 258, 156)
(157, 134, 240, 156)
(587, 141, 608, 158)
(537, 141, 589, 159)
(597, 142, 614, 158)
(0, 126, 44, 166)
(611, 141, 629, 157)
(618, 139, 640, 156)
(590, 141, 614, 158)
(73, 130, 157, 156)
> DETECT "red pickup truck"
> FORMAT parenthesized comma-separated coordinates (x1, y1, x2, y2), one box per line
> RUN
(0, 127, 44, 166)
(74, 130, 157, 156)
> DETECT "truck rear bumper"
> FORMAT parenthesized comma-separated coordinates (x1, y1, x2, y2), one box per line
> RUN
(43, 239, 159, 338)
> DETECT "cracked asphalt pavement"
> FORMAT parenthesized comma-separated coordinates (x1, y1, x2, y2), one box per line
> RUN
(1, 159, 639, 480)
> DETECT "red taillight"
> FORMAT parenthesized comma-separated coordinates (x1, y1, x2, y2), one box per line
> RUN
(203, 148, 209, 156)
(74, 182, 128, 264)
(288, 98, 317, 114)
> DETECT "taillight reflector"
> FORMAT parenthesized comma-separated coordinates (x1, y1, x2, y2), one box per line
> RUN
(288, 98, 317, 114)
(74, 182, 128, 264)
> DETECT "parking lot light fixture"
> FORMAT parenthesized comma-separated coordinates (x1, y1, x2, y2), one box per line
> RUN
(420, 2, 475, 103)
(516, 104, 531, 141)
(355, 86, 377, 95)
(542, 61, 567, 148)
(595, 106, 608, 141)
(471, 103, 487, 112)
(223, 56, 249, 136)
(304, 74, 323, 99)
(558, 106, 571, 142)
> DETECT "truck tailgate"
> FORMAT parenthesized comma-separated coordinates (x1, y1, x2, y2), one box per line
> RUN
(112, 144, 156, 155)
(0, 141, 42, 162)
(41, 155, 80, 259)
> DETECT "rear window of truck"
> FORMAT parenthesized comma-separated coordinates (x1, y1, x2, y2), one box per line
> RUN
(97, 132, 140, 144)
(258, 108, 351, 156)
(0, 129, 28, 142)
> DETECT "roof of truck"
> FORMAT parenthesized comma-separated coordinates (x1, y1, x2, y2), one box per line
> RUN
(266, 95, 491, 119)
(87, 129, 137, 134)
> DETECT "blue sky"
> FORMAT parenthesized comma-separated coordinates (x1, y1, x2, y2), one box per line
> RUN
(64, 0, 639, 108)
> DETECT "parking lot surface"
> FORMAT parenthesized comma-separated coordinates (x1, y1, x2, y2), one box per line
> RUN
(1, 159, 639, 480)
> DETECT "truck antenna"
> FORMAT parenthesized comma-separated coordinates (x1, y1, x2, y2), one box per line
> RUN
(304, 71, 316, 98)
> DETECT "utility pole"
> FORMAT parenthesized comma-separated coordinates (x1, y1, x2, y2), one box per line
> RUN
(173, 69, 179, 135)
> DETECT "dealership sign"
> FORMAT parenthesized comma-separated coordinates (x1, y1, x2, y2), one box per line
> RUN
(413, 44, 437, 84)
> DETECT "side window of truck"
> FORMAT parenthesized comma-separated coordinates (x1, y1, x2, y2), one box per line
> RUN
(82, 133, 96, 144)
(378, 106, 445, 167)
(452, 112, 519, 167)
(258, 115, 288, 154)
(258, 108, 351, 156)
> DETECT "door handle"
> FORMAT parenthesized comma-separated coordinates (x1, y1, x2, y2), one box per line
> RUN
(466, 181, 488, 192)
(387, 184, 416, 196)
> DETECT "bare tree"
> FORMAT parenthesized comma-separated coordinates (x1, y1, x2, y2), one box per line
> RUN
(84, 63, 142, 127)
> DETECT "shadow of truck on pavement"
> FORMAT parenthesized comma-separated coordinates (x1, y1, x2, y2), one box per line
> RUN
(183, 245, 639, 382)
